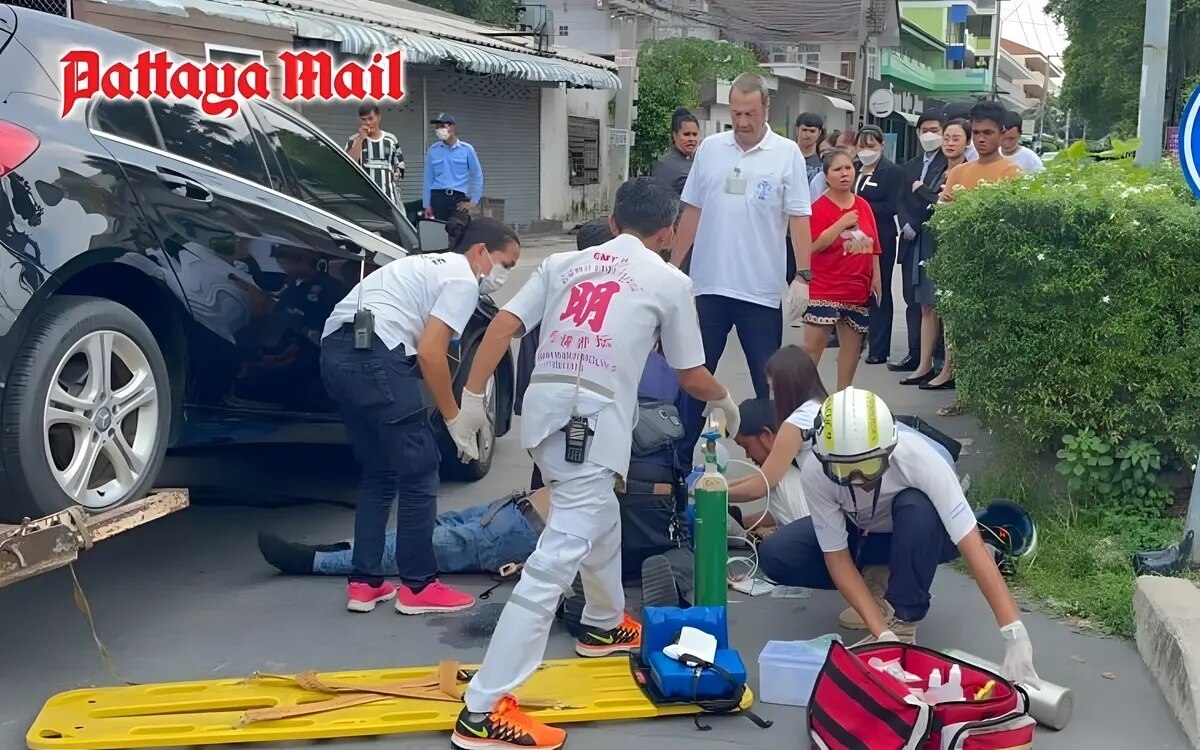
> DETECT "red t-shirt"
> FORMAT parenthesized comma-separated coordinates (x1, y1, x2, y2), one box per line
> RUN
(808, 194, 881, 305)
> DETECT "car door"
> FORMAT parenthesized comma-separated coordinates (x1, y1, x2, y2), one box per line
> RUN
(87, 97, 360, 420)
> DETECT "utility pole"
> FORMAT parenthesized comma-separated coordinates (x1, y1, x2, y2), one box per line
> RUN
(609, 16, 637, 192)
(1135, 0, 1171, 166)
(989, 0, 1003, 101)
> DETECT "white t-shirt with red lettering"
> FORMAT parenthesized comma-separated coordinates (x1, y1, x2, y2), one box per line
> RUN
(502, 233, 705, 483)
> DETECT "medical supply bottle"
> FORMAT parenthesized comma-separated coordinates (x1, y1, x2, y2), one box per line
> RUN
(693, 430, 728, 607)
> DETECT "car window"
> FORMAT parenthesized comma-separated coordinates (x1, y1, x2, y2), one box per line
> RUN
(91, 99, 159, 148)
(254, 105, 414, 249)
(149, 101, 270, 187)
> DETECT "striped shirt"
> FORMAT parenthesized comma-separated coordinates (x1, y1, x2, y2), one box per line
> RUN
(346, 130, 405, 205)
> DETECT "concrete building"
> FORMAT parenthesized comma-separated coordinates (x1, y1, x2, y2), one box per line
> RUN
(552, 0, 721, 58)
(37, 0, 622, 228)
(998, 38, 1063, 138)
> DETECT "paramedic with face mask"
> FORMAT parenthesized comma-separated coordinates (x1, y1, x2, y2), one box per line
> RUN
(757, 388, 1038, 687)
(445, 177, 740, 750)
(423, 113, 485, 221)
(319, 215, 519, 616)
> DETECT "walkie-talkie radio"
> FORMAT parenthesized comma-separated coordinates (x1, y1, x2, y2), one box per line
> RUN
(352, 257, 374, 350)
(564, 414, 592, 464)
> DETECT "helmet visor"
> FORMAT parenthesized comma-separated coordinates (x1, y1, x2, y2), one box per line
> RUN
(821, 455, 889, 486)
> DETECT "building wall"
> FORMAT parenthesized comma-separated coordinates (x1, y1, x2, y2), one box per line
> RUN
(72, 0, 290, 93)
(540, 86, 613, 222)
(555, 0, 619, 57)
(902, 7, 946, 40)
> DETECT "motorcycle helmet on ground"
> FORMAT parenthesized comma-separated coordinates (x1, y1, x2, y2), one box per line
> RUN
(810, 388, 899, 487)
(975, 499, 1038, 559)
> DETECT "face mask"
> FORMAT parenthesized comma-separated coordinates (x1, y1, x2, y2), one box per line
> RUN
(435, 127, 450, 141)
(479, 258, 510, 294)
(919, 132, 943, 152)
(858, 149, 881, 165)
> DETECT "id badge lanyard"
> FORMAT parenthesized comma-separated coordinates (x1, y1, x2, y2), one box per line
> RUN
(848, 484, 883, 568)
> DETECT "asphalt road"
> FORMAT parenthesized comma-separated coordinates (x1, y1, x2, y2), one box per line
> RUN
(0, 235, 1188, 749)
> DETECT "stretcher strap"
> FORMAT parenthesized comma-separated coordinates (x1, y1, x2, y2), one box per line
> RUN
(236, 663, 579, 725)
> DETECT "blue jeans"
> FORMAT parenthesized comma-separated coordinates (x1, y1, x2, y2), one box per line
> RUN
(320, 327, 440, 589)
(758, 488, 961, 622)
(314, 500, 540, 576)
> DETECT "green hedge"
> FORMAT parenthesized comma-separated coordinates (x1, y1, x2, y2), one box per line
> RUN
(927, 156, 1200, 461)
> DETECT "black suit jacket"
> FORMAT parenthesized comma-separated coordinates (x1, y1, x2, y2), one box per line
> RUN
(897, 151, 947, 262)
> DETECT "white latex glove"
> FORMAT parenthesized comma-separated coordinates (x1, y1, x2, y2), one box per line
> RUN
(1000, 620, 1039, 685)
(901, 224, 917, 241)
(446, 388, 487, 462)
(786, 278, 809, 324)
(702, 390, 740, 439)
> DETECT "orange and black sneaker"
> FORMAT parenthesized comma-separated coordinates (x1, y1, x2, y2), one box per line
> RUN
(575, 612, 642, 658)
(451, 695, 566, 749)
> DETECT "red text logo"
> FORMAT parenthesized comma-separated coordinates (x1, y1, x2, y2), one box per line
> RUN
(560, 281, 621, 333)
(60, 49, 406, 119)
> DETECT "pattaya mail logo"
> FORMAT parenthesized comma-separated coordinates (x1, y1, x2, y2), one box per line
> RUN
(59, 49, 406, 118)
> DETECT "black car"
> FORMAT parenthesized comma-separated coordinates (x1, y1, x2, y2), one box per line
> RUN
(0, 6, 515, 521)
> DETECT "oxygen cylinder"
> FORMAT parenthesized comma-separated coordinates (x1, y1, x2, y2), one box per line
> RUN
(693, 430, 728, 607)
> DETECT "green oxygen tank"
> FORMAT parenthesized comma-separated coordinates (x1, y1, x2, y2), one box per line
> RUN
(693, 429, 729, 607)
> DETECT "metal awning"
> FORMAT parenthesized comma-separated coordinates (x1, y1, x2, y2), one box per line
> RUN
(824, 95, 855, 112)
(90, 0, 619, 89)
(897, 111, 920, 125)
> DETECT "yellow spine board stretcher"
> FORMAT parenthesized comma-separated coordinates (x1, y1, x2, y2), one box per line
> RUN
(27, 656, 756, 749)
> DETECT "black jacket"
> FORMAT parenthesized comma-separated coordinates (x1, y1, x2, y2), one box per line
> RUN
(897, 151, 948, 263)
(854, 157, 905, 261)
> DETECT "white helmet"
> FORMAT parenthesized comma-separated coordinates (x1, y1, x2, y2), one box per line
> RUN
(811, 387, 899, 486)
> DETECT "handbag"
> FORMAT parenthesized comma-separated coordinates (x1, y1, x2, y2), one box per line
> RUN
(808, 640, 1035, 750)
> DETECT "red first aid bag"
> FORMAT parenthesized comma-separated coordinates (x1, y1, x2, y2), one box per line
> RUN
(807, 641, 1035, 750)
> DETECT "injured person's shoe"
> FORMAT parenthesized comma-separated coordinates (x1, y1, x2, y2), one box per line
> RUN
(452, 695, 566, 750)
(575, 612, 642, 658)
(838, 564, 890, 630)
(640, 555, 681, 610)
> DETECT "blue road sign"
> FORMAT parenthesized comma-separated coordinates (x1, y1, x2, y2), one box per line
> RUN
(1181, 83, 1200, 200)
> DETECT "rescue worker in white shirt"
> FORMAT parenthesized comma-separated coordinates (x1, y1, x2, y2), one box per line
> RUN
(444, 177, 741, 750)
(757, 388, 1039, 688)
(319, 215, 520, 616)
(669, 72, 813, 471)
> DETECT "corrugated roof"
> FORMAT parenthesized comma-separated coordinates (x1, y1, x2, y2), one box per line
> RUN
(96, 0, 620, 89)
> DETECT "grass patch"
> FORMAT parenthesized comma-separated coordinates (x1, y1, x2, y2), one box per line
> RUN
(966, 447, 1185, 638)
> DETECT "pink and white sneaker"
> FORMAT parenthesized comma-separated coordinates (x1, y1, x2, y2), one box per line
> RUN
(346, 581, 396, 613)
(395, 580, 475, 615)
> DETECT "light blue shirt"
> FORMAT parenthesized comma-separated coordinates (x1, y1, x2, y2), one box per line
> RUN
(423, 139, 484, 206)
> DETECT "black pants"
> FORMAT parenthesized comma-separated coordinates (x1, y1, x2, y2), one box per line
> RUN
(758, 489, 960, 622)
(899, 248, 921, 362)
(320, 328, 440, 589)
(677, 294, 782, 469)
(430, 189, 469, 221)
(868, 233, 899, 359)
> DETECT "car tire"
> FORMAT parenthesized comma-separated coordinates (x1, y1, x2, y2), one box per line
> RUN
(0, 296, 171, 521)
(436, 337, 497, 482)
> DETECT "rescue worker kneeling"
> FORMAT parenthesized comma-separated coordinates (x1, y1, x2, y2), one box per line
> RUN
(445, 177, 740, 750)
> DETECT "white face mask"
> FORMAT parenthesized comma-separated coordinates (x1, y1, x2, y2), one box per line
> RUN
(919, 132, 943, 152)
(435, 127, 450, 141)
(479, 260, 510, 295)
(858, 149, 881, 166)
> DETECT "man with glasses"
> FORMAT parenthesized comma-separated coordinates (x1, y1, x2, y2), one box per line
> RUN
(755, 388, 1039, 689)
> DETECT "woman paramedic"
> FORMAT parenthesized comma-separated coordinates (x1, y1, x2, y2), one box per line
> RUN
(319, 214, 521, 615)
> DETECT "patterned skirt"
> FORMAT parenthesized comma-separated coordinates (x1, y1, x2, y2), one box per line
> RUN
(801, 300, 870, 334)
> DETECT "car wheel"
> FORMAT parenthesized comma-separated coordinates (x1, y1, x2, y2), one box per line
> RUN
(437, 340, 497, 482)
(0, 296, 171, 521)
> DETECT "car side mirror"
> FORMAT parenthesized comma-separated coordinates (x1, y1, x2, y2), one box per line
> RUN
(416, 217, 450, 254)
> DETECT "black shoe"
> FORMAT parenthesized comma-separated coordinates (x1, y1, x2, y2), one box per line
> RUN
(557, 574, 587, 638)
(887, 355, 919, 372)
(865, 355, 888, 365)
(257, 532, 322, 574)
(641, 555, 681, 610)
(900, 370, 937, 386)
(919, 378, 956, 390)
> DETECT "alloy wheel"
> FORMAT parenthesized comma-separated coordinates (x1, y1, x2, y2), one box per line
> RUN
(42, 330, 160, 509)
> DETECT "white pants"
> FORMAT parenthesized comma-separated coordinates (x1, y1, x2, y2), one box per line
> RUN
(464, 432, 624, 713)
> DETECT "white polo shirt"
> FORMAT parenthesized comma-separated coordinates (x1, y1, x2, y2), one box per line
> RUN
(502, 234, 705, 507)
(800, 429, 976, 553)
(680, 128, 812, 308)
(322, 252, 478, 354)
(1003, 146, 1044, 174)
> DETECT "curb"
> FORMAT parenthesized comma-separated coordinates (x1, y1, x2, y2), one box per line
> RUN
(1134, 575, 1200, 749)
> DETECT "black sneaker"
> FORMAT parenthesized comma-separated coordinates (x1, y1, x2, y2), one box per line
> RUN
(451, 696, 565, 749)
(640, 554, 681, 609)
(575, 612, 642, 658)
